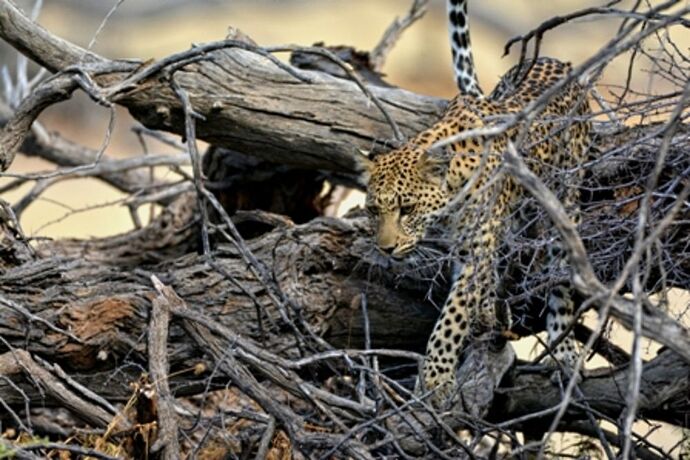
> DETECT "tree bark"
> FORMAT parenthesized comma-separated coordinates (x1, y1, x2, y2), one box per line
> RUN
(0, 1, 444, 183)
(1, 2, 689, 457)
(1, 198, 689, 433)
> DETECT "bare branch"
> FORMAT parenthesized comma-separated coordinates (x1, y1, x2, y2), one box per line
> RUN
(370, 0, 429, 72)
(148, 276, 181, 460)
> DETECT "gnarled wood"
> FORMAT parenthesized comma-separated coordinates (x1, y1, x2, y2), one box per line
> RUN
(0, 200, 688, 433)
(1, 1, 689, 457)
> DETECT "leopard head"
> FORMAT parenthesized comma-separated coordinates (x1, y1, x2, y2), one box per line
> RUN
(363, 146, 453, 257)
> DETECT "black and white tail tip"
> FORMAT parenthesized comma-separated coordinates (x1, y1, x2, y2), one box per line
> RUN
(447, 0, 483, 98)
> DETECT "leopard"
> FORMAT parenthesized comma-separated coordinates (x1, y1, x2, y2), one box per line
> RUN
(362, 0, 591, 402)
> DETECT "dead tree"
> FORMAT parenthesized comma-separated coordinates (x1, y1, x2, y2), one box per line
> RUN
(0, 0, 689, 458)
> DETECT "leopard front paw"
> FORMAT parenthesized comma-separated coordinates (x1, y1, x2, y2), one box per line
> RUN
(420, 367, 457, 408)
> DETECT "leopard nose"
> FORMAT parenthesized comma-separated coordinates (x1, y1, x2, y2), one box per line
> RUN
(376, 231, 397, 253)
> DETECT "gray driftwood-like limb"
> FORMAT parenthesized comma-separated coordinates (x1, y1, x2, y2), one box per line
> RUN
(496, 348, 690, 432)
(167, 275, 374, 460)
(370, 0, 429, 72)
(0, 0, 445, 178)
(0, 350, 124, 430)
(0, 2, 116, 71)
(148, 276, 181, 460)
(391, 348, 689, 456)
(0, 75, 78, 171)
(0, 203, 688, 432)
(0, 102, 181, 204)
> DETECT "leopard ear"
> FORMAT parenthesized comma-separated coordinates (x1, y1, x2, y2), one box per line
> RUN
(417, 148, 452, 184)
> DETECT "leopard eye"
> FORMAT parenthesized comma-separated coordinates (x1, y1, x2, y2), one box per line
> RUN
(399, 205, 414, 216)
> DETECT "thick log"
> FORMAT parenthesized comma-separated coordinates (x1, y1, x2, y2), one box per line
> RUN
(0, 201, 437, 402)
(494, 349, 690, 430)
(0, 1, 445, 182)
(0, 199, 689, 433)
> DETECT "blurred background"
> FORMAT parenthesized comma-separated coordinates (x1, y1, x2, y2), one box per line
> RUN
(1, 0, 688, 453)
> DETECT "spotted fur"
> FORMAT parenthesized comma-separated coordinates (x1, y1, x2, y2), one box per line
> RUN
(447, 0, 482, 97)
(365, 58, 590, 402)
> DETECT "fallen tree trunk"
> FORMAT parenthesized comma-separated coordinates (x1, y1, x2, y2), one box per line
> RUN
(1, 200, 689, 432)
(0, 1, 445, 184)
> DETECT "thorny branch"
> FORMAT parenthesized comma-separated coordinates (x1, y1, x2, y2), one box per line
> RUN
(0, 0, 688, 458)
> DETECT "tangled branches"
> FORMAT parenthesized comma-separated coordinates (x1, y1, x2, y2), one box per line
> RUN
(0, 0, 689, 458)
